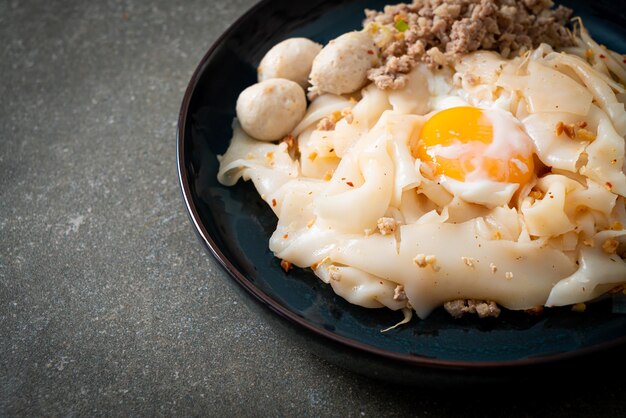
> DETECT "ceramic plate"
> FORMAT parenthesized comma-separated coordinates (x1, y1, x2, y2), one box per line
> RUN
(178, 0, 626, 384)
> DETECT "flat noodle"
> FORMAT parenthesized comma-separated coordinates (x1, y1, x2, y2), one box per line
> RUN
(217, 20, 626, 321)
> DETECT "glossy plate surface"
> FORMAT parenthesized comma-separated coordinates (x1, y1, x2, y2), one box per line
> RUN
(178, 0, 626, 377)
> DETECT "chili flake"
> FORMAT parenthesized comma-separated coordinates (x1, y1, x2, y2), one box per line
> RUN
(280, 259, 293, 272)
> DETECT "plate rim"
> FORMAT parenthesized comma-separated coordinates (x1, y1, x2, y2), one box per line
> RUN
(177, 0, 626, 371)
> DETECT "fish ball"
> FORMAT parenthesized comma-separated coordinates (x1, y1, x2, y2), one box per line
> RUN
(236, 78, 306, 141)
(309, 31, 379, 96)
(258, 38, 322, 88)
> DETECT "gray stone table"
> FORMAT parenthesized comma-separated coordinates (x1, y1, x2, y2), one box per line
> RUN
(1, 0, 625, 416)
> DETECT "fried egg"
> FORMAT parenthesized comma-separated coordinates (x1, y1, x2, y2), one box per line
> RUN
(414, 106, 534, 186)
(410, 106, 536, 206)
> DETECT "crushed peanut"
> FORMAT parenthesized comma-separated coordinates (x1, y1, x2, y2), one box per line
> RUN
(413, 254, 439, 271)
(576, 128, 596, 141)
(328, 266, 341, 282)
(555, 122, 564, 136)
(461, 256, 476, 268)
(414, 254, 427, 267)
(377, 217, 398, 235)
(563, 124, 576, 139)
(602, 238, 619, 254)
(316, 117, 335, 131)
(489, 263, 497, 274)
(393, 285, 407, 301)
(555, 121, 575, 138)
(556, 121, 596, 141)
(612, 222, 624, 231)
(505, 271, 514, 280)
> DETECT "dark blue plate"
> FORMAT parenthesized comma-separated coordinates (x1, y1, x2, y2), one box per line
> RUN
(178, 0, 626, 385)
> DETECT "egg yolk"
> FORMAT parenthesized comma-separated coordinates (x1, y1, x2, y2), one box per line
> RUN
(412, 106, 534, 187)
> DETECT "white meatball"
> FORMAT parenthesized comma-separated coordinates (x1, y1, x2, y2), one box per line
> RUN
(236, 79, 306, 141)
(309, 31, 379, 96)
(258, 38, 322, 88)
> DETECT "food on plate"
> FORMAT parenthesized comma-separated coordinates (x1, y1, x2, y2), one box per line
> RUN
(235, 78, 306, 141)
(258, 38, 323, 88)
(218, 0, 626, 325)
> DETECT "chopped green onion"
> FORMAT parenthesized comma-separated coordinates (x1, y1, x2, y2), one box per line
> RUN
(394, 19, 409, 32)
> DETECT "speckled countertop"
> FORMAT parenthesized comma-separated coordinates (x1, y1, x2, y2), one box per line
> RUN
(1, 0, 625, 416)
